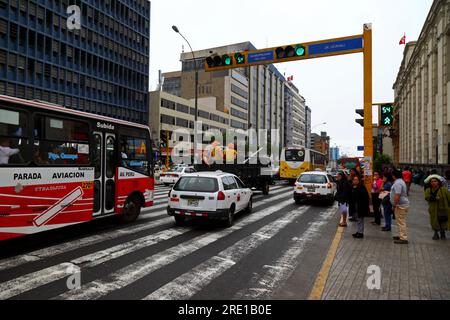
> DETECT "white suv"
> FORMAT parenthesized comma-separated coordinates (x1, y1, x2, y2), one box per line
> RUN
(160, 166, 196, 186)
(294, 171, 337, 206)
(167, 172, 253, 227)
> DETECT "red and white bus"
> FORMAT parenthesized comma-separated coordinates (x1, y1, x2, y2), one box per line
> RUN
(0, 95, 154, 241)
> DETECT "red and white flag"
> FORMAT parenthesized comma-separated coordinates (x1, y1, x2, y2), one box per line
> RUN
(399, 34, 406, 45)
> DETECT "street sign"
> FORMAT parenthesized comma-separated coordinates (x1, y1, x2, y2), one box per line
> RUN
(358, 146, 364, 151)
(248, 51, 275, 64)
(309, 37, 363, 56)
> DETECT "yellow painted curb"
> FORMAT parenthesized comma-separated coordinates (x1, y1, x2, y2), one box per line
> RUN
(308, 226, 345, 300)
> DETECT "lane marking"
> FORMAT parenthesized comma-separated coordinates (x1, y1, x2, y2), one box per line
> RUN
(234, 205, 338, 299)
(308, 225, 345, 300)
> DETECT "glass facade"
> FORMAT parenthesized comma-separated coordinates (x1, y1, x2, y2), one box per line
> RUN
(0, 0, 150, 124)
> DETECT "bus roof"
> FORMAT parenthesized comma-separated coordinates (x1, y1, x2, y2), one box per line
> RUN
(0, 94, 149, 131)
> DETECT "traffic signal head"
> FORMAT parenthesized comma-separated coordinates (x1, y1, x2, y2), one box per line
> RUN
(234, 52, 245, 65)
(380, 104, 394, 127)
(275, 44, 306, 60)
(355, 109, 364, 127)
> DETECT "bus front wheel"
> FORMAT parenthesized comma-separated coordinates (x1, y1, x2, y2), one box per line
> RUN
(120, 197, 141, 223)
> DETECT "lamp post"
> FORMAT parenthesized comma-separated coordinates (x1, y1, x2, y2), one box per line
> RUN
(172, 25, 199, 163)
(311, 122, 327, 131)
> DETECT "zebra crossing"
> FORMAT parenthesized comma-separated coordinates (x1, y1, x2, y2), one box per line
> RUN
(0, 183, 339, 300)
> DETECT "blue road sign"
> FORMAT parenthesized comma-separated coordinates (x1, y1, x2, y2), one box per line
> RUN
(309, 37, 363, 56)
(358, 146, 365, 152)
(248, 51, 275, 64)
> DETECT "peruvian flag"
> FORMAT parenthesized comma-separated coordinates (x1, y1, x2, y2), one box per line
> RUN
(399, 34, 406, 45)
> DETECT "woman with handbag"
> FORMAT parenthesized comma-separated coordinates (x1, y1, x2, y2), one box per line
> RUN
(379, 174, 394, 232)
(425, 178, 450, 240)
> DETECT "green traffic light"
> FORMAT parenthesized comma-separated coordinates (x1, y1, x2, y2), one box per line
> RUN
(223, 55, 232, 66)
(295, 45, 305, 56)
(235, 53, 245, 64)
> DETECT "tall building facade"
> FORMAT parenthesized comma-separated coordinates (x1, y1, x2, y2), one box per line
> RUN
(393, 0, 450, 164)
(305, 106, 312, 149)
(284, 81, 306, 148)
(0, 0, 150, 124)
(179, 42, 286, 146)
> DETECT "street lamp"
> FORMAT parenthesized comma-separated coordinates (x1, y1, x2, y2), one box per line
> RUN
(172, 25, 199, 163)
(312, 122, 327, 131)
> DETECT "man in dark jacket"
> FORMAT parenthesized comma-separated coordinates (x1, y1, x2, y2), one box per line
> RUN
(336, 172, 351, 227)
(349, 175, 371, 239)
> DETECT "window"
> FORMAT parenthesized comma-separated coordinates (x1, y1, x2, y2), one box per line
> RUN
(176, 103, 189, 114)
(285, 149, 305, 162)
(299, 174, 327, 184)
(33, 115, 91, 166)
(231, 108, 247, 121)
(222, 176, 238, 190)
(176, 118, 188, 128)
(198, 110, 209, 120)
(231, 84, 249, 100)
(231, 120, 247, 130)
(231, 96, 248, 110)
(161, 114, 175, 125)
(174, 177, 219, 193)
(161, 98, 175, 110)
(0, 108, 28, 165)
(120, 136, 149, 175)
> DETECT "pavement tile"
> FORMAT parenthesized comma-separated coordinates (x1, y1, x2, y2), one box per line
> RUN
(322, 184, 450, 300)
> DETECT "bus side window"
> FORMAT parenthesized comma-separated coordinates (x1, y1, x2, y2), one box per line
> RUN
(0, 109, 29, 165)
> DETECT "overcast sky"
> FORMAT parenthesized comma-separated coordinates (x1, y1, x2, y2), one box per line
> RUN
(148, 0, 433, 157)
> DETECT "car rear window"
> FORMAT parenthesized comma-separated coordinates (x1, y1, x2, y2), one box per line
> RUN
(299, 174, 327, 184)
(174, 177, 219, 193)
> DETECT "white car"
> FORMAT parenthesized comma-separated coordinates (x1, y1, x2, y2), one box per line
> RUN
(160, 166, 196, 185)
(294, 171, 337, 206)
(167, 172, 253, 227)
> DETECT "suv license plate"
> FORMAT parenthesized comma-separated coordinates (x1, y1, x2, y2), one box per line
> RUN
(188, 199, 199, 207)
(307, 188, 315, 193)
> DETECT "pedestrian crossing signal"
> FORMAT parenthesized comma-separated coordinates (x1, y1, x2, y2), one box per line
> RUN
(380, 104, 394, 127)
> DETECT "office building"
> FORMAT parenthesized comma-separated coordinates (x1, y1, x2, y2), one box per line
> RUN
(284, 81, 306, 148)
(178, 42, 286, 146)
(392, 0, 449, 164)
(0, 0, 150, 124)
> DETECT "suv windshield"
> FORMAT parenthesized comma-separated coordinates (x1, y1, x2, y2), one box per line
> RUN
(299, 174, 328, 184)
(174, 177, 219, 193)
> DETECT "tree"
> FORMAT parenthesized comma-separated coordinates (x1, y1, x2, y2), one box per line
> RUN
(374, 154, 393, 173)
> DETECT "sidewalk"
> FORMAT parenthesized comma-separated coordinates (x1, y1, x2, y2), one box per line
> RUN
(321, 184, 450, 300)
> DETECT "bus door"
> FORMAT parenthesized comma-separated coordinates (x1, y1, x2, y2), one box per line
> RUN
(93, 131, 116, 216)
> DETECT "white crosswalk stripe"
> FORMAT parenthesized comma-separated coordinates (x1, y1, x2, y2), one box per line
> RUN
(0, 186, 291, 273)
(143, 205, 312, 300)
(0, 183, 339, 301)
(233, 206, 338, 300)
(57, 198, 298, 300)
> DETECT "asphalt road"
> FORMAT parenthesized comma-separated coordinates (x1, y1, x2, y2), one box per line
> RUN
(0, 182, 340, 300)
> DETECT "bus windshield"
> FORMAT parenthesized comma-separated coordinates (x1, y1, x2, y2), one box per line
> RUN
(285, 149, 305, 162)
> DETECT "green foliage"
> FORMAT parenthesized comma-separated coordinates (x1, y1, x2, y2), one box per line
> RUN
(374, 154, 393, 173)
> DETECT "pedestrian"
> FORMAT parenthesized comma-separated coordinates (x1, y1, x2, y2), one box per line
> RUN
(349, 175, 370, 239)
(402, 167, 412, 196)
(0, 138, 20, 165)
(445, 170, 450, 192)
(424, 178, 450, 240)
(391, 169, 410, 244)
(371, 171, 383, 226)
(335, 171, 351, 227)
(380, 173, 394, 232)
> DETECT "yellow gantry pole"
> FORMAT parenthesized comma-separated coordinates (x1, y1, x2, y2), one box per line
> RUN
(363, 24, 373, 195)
